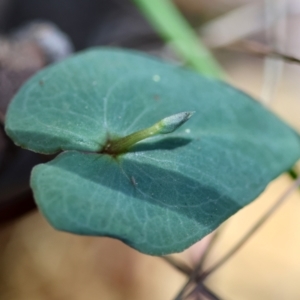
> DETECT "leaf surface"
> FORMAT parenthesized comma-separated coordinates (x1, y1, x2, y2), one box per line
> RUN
(5, 48, 300, 254)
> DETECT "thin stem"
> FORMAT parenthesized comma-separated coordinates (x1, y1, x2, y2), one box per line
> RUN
(173, 228, 225, 300)
(196, 227, 226, 273)
(103, 111, 194, 154)
(161, 256, 193, 275)
(174, 252, 208, 299)
(174, 272, 196, 300)
(227, 40, 300, 66)
(199, 176, 300, 281)
(164, 228, 246, 281)
(186, 283, 222, 300)
(104, 123, 160, 154)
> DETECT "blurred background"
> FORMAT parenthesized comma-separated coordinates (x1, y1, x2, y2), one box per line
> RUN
(1, 0, 300, 299)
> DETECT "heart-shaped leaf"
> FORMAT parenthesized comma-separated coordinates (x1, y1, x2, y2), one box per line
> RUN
(5, 48, 300, 255)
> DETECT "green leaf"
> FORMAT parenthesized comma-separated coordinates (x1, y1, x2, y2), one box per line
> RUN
(5, 48, 300, 255)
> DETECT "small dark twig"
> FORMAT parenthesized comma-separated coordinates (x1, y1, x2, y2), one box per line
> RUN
(227, 40, 300, 65)
(195, 227, 225, 274)
(161, 255, 193, 275)
(186, 283, 223, 300)
(173, 252, 210, 299)
(199, 176, 300, 281)
(173, 228, 225, 300)
(173, 268, 198, 299)
(175, 175, 300, 300)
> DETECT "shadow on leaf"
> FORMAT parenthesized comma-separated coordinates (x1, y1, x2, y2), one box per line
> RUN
(130, 137, 192, 152)
(32, 150, 240, 254)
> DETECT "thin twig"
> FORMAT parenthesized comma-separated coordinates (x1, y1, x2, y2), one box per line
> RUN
(173, 173, 300, 299)
(173, 266, 199, 300)
(173, 248, 212, 299)
(226, 40, 300, 65)
(198, 176, 300, 281)
(173, 227, 226, 299)
(196, 227, 225, 273)
(162, 230, 227, 297)
(161, 255, 193, 276)
(186, 283, 222, 300)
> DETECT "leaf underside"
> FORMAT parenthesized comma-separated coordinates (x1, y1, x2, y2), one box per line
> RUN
(5, 48, 300, 255)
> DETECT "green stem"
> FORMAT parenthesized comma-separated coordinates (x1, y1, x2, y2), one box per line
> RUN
(103, 111, 194, 154)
